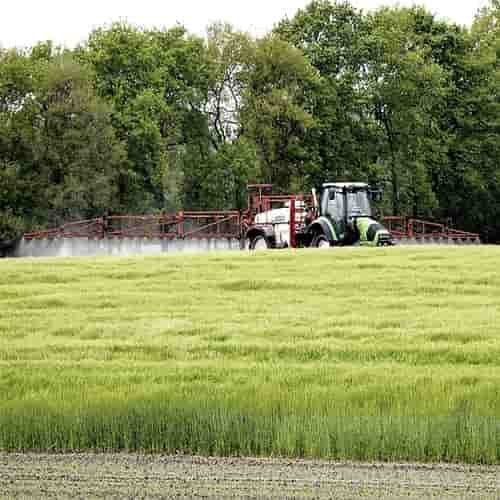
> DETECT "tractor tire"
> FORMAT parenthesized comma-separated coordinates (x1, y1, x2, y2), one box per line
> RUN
(250, 235, 269, 251)
(312, 233, 331, 249)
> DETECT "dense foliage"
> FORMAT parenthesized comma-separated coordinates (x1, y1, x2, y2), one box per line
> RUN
(1, 1, 499, 241)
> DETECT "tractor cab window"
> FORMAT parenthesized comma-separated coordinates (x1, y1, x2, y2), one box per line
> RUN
(346, 190, 372, 217)
(323, 189, 344, 221)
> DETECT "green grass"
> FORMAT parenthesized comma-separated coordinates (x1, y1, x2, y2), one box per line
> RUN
(1, 246, 500, 462)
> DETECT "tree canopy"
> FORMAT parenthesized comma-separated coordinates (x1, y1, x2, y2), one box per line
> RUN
(1, 1, 499, 241)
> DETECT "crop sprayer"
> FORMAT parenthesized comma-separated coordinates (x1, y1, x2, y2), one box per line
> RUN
(6, 183, 480, 258)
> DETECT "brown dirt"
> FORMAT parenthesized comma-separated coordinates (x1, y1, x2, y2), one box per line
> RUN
(1, 454, 499, 499)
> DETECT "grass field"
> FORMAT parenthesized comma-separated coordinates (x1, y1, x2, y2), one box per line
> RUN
(1, 246, 499, 462)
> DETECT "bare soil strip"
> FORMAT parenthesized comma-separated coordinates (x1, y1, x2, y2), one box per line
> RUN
(1, 454, 499, 499)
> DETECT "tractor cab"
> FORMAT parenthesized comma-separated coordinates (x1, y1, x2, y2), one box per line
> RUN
(320, 183, 374, 222)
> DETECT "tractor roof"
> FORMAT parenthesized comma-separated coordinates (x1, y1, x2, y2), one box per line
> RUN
(323, 182, 369, 190)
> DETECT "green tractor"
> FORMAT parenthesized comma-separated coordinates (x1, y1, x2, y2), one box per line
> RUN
(305, 182, 393, 247)
(247, 182, 394, 249)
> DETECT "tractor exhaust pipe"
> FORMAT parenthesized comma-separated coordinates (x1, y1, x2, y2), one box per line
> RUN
(312, 188, 319, 211)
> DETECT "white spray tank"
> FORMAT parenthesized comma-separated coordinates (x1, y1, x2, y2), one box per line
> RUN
(254, 202, 306, 247)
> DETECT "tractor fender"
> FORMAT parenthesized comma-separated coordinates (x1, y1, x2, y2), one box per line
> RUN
(308, 217, 337, 243)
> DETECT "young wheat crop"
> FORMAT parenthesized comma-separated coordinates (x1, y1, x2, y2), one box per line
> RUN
(1, 247, 499, 462)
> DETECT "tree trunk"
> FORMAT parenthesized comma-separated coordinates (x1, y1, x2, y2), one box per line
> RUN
(382, 115, 399, 214)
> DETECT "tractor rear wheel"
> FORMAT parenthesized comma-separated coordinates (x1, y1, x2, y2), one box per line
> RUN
(312, 234, 331, 249)
(250, 235, 269, 251)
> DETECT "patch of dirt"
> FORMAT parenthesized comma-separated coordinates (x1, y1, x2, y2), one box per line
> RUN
(1, 454, 499, 499)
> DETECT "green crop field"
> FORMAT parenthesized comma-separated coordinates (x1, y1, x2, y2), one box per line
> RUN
(1, 246, 500, 463)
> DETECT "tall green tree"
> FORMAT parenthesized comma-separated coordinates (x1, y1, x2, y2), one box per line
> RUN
(183, 27, 316, 205)
(278, 2, 455, 217)
(0, 50, 126, 237)
(239, 36, 319, 191)
(364, 7, 450, 216)
(180, 24, 260, 210)
(0, 48, 35, 240)
(204, 23, 252, 146)
(276, 1, 381, 189)
(80, 24, 211, 211)
(439, 0, 500, 240)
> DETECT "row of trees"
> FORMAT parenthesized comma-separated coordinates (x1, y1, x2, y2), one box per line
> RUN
(1, 1, 499, 241)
